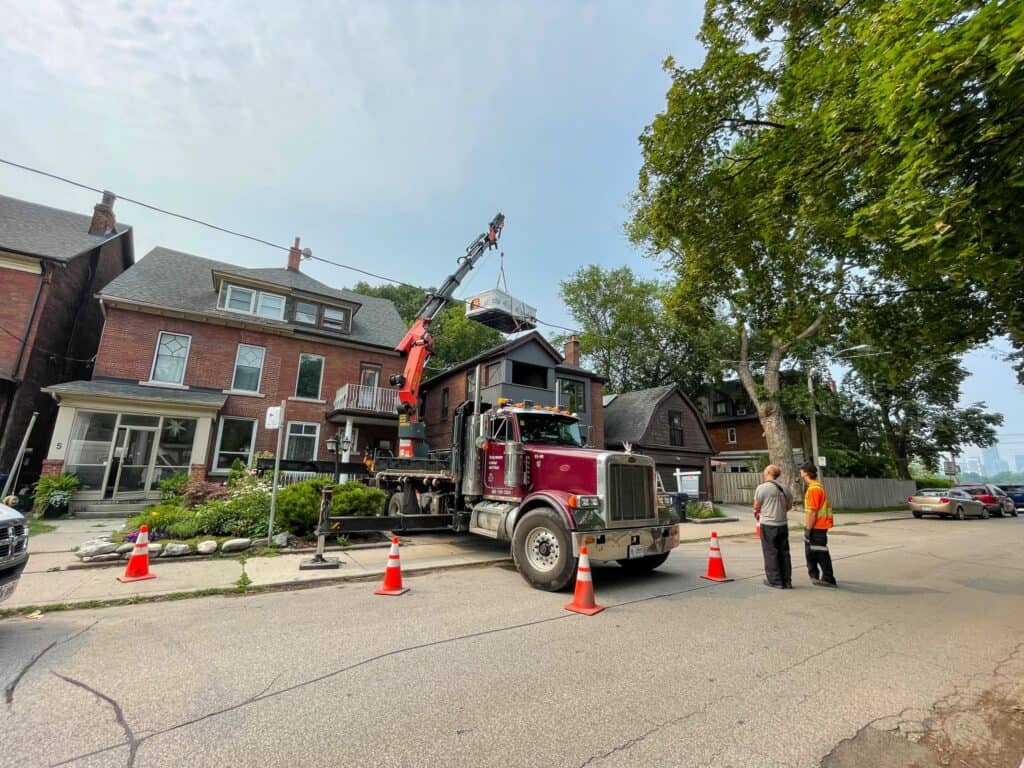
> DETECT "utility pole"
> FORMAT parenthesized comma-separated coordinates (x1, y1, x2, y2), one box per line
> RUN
(807, 369, 820, 473)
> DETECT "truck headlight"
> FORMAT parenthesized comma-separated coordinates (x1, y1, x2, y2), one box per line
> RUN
(569, 494, 601, 509)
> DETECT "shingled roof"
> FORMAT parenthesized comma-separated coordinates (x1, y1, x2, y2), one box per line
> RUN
(603, 384, 678, 445)
(0, 194, 132, 263)
(43, 379, 227, 409)
(100, 247, 408, 350)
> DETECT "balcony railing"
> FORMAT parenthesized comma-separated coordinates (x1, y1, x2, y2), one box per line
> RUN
(334, 383, 399, 416)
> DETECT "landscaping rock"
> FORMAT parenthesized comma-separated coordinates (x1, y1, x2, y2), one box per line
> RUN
(272, 532, 290, 547)
(161, 543, 192, 557)
(116, 542, 134, 554)
(196, 540, 218, 555)
(251, 538, 269, 547)
(85, 552, 122, 563)
(76, 540, 118, 559)
(149, 543, 163, 556)
(220, 538, 251, 553)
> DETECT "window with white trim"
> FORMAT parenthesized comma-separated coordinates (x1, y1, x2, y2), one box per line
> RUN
(322, 306, 351, 332)
(294, 300, 318, 325)
(231, 344, 265, 392)
(218, 283, 286, 320)
(213, 417, 257, 472)
(151, 332, 191, 384)
(726, 427, 738, 444)
(295, 354, 325, 399)
(285, 422, 320, 461)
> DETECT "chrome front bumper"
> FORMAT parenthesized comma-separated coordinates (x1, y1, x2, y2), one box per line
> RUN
(570, 524, 679, 561)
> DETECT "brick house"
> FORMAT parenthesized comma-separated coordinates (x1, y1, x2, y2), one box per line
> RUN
(603, 384, 715, 501)
(0, 192, 134, 493)
(40, 241, 407, 510)
(419, 332, 606, 450)
(700, 380, 806, 472)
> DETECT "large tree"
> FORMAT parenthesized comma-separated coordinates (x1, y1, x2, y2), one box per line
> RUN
(628, 0, 1022, 491)
(556, 265, 724, 397)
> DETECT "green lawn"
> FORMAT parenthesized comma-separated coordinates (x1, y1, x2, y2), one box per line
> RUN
(28, 519, 56, 536)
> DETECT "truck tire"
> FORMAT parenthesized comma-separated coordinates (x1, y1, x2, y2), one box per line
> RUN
(511, 507, 576, 592)
(616, 552, 671, 573)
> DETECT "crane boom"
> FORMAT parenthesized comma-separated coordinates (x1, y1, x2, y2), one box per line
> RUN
(390, 213, 505, 458)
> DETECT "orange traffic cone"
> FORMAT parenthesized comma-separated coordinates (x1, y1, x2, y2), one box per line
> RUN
(700, 531, 733, 583)
(374, 536, 409, 596)
(564, 546, 605, 615)
(118, 525, 156, 582)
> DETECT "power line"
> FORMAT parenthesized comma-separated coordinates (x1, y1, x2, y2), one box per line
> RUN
(0, 325, 97, 364)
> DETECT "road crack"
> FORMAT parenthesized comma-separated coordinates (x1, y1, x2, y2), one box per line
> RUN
(5, 620, 97, 709)
(53, 672, 139, 768)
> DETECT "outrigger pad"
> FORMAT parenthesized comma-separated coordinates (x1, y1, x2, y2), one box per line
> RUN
(466, 288, 537, 333)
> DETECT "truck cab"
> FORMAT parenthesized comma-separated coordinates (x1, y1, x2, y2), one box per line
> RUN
(465, 400, 680, 590)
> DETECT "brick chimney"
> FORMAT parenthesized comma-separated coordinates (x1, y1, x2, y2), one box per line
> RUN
(287, 236, 302, 271)
(88, 190, 117, 235)
(564, 334, 580, 367)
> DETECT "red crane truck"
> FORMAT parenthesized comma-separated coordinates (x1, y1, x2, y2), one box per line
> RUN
(328, 214, 681, 590)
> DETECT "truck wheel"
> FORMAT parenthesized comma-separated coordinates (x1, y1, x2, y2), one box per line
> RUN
(387, 493, 403, 516)
(616, 552, 671, 573)
(511, 507, 576, 592)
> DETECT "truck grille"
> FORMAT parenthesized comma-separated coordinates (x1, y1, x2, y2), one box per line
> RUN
(607, 464, 655, 523)
(0, 524, 27, 560)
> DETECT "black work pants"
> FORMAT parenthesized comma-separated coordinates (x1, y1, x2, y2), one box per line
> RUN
(805, 528, 836, 584)
(760, 524, 792, 587)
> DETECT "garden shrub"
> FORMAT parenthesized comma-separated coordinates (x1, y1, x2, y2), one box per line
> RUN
(331, 482, 386, 517)
(914, 475, 953, 489)
(33, 473, 80, 515)
(182, 479, 229, 507)
(275, 478, 332, 537)
(126, 503, 196, 541)
(158, 472, 189, 500)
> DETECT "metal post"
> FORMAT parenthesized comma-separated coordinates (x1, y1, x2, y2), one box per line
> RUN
(299, 486, 340, 570)
(2, 411, 38, 499)
(807, 369, 820, 474)
(267, 399, 286, 542)
(332, 431, 341, 484)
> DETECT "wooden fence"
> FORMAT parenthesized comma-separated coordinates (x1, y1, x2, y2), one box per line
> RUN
(713, 472, 915, 509)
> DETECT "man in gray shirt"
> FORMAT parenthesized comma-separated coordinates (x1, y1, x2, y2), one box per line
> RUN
(753, 464, 793, 589)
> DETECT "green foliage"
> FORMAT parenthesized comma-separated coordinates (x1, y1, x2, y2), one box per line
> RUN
(33, 473, 80, 514)
(275, 478, 333, 537)
(686, 503, 725, 520)
(331, 482, 387, 517)
(127, 503, 196, 539)
(352, 281, 428, 325)
(182, 479, 229, 508)
(913, 475, 953, 490)
(555, 265, 725, 397)
(227, 459, 249, 486)
(158, 472, 189, 500)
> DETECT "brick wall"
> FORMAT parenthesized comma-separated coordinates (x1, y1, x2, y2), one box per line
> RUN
(588, 381, 604, 447)
(707, 417, 803, 454)
(95, 307, 404, 461)
(0, 237, 130, 480)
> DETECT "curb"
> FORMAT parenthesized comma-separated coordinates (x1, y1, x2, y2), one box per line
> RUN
(683, 517, 740, 525)
(0, 557, 514, 619)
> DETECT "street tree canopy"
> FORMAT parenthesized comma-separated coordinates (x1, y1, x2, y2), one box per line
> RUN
(629, 0, 1023, 490)
(556, 265, 723, 397)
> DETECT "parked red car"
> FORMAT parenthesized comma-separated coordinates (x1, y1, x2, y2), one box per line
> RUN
(954, 485, 1018, 517)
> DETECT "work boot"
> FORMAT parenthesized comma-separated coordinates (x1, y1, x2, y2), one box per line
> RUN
(812, 579, 837, 588)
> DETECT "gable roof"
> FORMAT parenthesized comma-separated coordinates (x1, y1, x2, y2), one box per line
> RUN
(0, 194, 132, 263)
(100, 246, 407, 350)
(604, 384, 713, 449)
(423, 330, 605, 386)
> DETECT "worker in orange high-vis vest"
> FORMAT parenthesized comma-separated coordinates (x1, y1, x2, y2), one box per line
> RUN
(800, 463, 837, 587)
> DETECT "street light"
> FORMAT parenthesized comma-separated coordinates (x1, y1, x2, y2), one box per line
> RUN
(326, 432, 341, 483)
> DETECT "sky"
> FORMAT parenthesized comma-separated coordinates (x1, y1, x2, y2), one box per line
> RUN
(1, 0, 1020, 454)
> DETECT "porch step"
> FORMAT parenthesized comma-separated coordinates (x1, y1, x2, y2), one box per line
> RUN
(76, 502, 148, 519)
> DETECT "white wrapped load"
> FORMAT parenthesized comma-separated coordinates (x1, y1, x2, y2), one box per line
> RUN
(465, 288, 538, 332)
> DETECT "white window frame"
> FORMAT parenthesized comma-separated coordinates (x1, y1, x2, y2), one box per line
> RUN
(285, 421, 321, 462)
(294, 353, 325, 400)
(231, 344, 266, 393)
(294, 300, 318, 325)
(256, 292, 286, 320)
(211, 417, 258, 474)
(149, 331, 192, 385)
(714, 400, 728, 416)
(726, 427, 738, 444)
(222, 284, 256, 314)
(322, 306, 351, 332)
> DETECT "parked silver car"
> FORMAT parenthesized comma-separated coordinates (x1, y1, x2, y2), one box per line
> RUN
(908, 488, 987, 520)
(0, 501, 30, 603)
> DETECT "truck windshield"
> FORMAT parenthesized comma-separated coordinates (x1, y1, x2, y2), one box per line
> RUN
(516, 414, 585, 447)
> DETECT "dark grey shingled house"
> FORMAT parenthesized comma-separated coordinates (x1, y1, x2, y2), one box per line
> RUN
(603, 384, 715, 501)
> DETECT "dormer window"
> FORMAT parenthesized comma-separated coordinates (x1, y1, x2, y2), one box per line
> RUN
(219, 283, 286, 321)
(323, 306, 351, 332)
(294, 300, 317, 325)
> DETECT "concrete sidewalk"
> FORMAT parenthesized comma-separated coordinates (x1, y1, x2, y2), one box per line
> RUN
(8, 507, 911, 612)
(679, 503, 911, 541)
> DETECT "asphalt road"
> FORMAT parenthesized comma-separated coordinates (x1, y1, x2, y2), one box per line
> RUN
(3, 516, 1023, 768)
